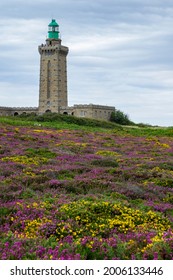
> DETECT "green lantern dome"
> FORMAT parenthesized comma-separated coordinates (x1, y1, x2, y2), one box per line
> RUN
(48, 19, 59, 39)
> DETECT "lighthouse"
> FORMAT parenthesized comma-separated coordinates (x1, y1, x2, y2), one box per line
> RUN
(38, 19, 69, 113)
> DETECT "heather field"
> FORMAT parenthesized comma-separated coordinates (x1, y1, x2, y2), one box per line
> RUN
(0, 116, 173, 260)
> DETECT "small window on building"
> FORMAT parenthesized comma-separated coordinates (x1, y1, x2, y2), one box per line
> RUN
(80, 111, 86, 117)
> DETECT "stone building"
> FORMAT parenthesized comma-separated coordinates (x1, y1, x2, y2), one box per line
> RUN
(0, 19, 115, 121)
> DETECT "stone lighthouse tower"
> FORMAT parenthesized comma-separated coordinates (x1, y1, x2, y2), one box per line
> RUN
(38, 19, 69, 113)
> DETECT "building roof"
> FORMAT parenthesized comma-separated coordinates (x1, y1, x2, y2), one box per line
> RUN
(48, 19, 59, 27)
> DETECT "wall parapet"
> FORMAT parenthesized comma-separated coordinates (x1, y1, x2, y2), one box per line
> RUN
(0, 107, 38, 110)
(11, 107, 38, 111)
(73, 104, 115, 110)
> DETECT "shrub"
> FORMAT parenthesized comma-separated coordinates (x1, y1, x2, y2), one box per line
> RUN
(16, 112, 119, 129)
(110, 110, 132, 125)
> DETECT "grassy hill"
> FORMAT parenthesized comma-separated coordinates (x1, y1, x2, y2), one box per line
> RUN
(0, 115, 173, 260)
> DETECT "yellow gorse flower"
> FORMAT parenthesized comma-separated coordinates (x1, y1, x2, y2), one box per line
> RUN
(16, 218, 52, 239)
(58, 200, 171, 239)
(96, 150, 121, 157)
(1, 155, 48, 165)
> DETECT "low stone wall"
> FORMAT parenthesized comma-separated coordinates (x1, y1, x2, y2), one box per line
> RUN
(0, 104, 115, 121)
(0, 107, 38, 116)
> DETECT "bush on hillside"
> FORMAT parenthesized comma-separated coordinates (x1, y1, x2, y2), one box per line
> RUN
(110, 110, 132, 125)
(16, 112, 120, 129)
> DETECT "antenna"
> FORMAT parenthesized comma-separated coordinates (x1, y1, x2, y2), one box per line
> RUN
(51, 13, 54, 20)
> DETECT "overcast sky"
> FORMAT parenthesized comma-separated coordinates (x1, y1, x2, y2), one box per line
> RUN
(0, 0, 173, 126)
